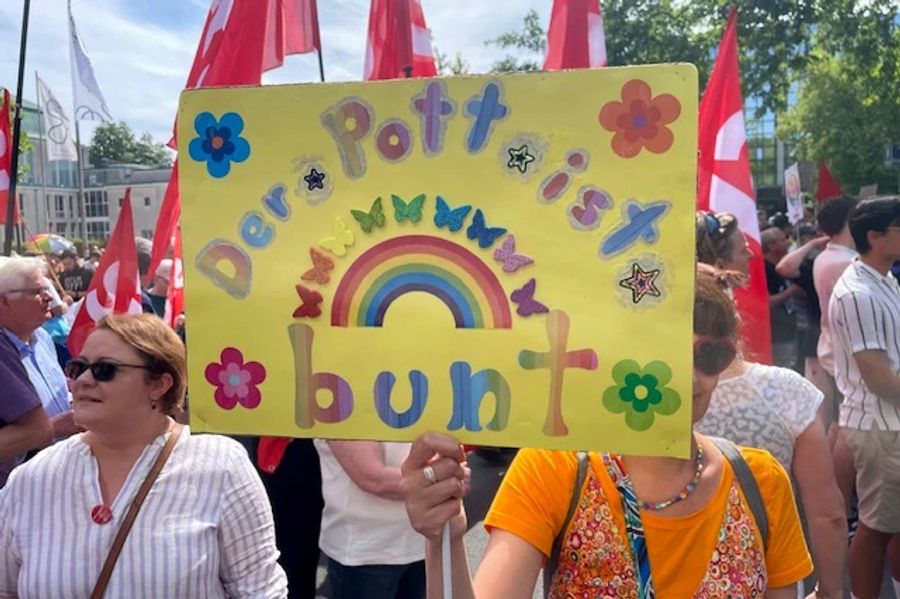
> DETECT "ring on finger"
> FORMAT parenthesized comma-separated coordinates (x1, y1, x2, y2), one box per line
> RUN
(423, 464, 437, 485)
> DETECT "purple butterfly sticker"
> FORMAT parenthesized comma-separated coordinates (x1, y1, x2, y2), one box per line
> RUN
(510, 278, 549, 317)
(493, 235, 534, 273)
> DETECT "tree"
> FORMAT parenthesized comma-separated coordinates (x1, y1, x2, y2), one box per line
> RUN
(779, 0, 900, 193)
(486, 2, 817, 116)
(485, 9, 546, 73)
(89, 121, 171, 167)
(434, 46, 470, 76)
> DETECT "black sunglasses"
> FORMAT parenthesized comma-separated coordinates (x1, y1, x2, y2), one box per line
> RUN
(65, 359, 155, 382)
(694, 338, 737, 377)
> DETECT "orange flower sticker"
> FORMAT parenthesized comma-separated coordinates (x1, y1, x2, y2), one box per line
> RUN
(599, 80, 682, 159)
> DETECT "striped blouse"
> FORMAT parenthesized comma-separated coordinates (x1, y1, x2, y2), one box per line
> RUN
(0, 427, 287, 598)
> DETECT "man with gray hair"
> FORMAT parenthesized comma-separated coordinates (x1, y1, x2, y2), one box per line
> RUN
(0, 258, 80, 466)
(0, 258, 54, 487)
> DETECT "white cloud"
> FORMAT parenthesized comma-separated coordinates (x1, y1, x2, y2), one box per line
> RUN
(1, 0, 551, 144)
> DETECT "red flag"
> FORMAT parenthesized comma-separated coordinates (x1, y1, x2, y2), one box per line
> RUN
(0, 89, 20, 226)
(186, 0, 320, 89)
(543, 0, 608, 70)
(172, 0, 321, 147)
(148, 163, 180, 286)
(364, 0, 437, 80)
(163, 224, 184, 328)
(698, 9, 772, 364)
(68, 192, 142, 357)
(266, 0, 322, 71)
(817, 161, 843, 202)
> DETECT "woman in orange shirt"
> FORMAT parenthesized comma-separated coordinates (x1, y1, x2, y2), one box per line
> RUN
(401, 271, 813, 599)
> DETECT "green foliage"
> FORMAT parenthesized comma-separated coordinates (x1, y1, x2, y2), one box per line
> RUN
(89, 121, 171, 168)
(485, 9, 546, 73)
(604, 0, 713, 86)
(434, 47, 471, 76)
(779, 1, 900, 193)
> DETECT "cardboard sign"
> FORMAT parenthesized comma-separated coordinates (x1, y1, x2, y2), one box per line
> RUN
(784, 163, 803, 224)
(179, 65, 698, 456)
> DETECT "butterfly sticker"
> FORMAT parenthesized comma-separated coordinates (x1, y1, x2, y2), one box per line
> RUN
(301, 247, 335, 285)
(466, 209, 508, 249)
(292, 284, 323, 319)
(493, 235, 534, 273)
(391, 194, 426, 223)
(351, 197, 386, 233)
(319, 218, 355, 257)
(510, 278, 549, 317)
(433, 196, 472, 232)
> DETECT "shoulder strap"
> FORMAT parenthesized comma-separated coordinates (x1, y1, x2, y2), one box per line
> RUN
(544, 451, 589, 599)
(709, 437, 769, 551)
(90, 424, 183, 599)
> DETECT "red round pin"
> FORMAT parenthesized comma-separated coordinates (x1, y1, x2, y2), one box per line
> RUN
(91, 504, 113, 525)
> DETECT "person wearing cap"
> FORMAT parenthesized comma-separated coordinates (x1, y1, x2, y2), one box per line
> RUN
(147, 259, 172, 317)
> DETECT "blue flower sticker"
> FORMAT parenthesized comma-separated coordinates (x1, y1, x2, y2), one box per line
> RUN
(188, 112, 250, 178)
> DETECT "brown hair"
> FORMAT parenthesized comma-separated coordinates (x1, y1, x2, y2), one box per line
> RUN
(95, 313, 186, 415)
(694, 268, 739, 342)
(695, 211, 740, 266)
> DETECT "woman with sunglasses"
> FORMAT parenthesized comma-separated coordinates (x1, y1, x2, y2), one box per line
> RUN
(694, 279, 847, 599)
(0, 314, 287, 598)
(400, 272, 812, 598)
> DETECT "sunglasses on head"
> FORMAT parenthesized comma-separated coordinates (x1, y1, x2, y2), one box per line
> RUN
(694, 337, 737, 377)
(701, 212, 735, 238)
(64, 359, 155, 382)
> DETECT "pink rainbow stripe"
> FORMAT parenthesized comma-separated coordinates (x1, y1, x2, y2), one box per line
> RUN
(331, 235, 512, 328)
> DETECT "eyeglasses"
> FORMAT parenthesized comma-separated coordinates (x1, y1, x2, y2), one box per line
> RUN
(694, 337, 737, 377)
(64, 359, 156, 382)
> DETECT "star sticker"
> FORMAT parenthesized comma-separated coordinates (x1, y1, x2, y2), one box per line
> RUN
(507, 145, 535, 174)
(304, 168, 326, 191)
(619, 263, 662, 304)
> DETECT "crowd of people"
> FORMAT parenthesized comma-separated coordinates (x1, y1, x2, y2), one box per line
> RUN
(0, 196, 899, 599)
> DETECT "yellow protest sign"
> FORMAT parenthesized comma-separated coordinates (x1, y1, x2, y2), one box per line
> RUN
(179, 65, 697, 456)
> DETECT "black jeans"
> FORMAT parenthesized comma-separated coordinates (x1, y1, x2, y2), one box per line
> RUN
(259, 439, 324, 599)
(327, 558, 426, 599)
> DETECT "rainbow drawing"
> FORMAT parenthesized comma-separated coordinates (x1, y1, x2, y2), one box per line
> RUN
(332, 235, 512, 329)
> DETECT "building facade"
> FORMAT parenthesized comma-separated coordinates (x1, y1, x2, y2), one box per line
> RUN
(4, 99, 171, 248)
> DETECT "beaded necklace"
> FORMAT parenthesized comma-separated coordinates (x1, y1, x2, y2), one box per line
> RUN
(639, 444, 705, 511)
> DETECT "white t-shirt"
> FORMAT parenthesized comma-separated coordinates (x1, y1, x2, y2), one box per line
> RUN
(696, 363, 823, 469)
(813, 242, 857, 376)
(315, 440, 424, 566)
(0, 427, 287, 598)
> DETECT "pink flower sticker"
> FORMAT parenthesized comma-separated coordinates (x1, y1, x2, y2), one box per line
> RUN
(205, 347, 267, 410)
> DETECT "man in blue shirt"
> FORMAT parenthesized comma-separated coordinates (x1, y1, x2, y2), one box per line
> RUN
(0, 258, 56, 487)
(0, 257, 79, 445)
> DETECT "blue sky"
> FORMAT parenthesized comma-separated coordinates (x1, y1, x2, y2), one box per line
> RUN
(0, 0, 550, 145)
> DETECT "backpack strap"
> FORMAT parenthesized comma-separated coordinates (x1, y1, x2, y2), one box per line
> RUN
(709, 437, 769, 551)
(544, 451, 590, 599)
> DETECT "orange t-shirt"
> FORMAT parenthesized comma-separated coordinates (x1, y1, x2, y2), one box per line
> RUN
(485, 446, 812, 596)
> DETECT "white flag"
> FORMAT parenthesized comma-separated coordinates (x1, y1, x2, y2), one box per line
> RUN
(36, 76, 78, 162)
(68, 1, 112, 122)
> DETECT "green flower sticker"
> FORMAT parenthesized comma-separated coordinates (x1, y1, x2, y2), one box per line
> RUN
(603, 359, 681, 431)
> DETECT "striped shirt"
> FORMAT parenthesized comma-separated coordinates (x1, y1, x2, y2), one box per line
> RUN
(0, 427, 287, 598)
(830, 259, 900, 430)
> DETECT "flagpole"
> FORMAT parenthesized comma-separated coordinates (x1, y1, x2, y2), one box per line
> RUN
(74, 119, 87, 255)
(316, 49, 326, 83)
(4, 0, 32, 256)
(35, 71, 51, 235)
